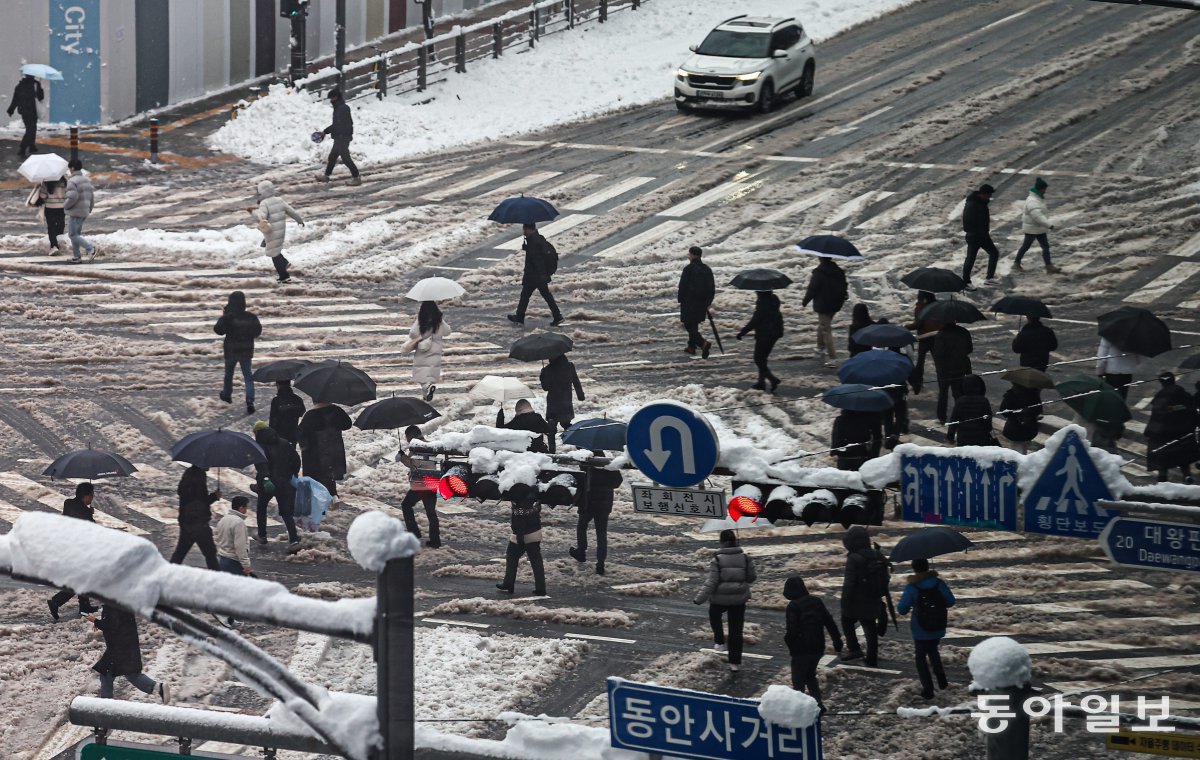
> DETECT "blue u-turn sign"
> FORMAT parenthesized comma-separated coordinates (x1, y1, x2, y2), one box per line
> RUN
(626, 402, 720, 488)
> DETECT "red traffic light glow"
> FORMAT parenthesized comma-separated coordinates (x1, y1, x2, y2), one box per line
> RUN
(438, 465, 472, 500)
(728, 495, 763, 521)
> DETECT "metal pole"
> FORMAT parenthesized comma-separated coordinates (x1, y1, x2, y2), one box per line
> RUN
(493, 22, 502, 58)
(455, 35, 466, 73)
(376, 556, 415, 760)
(69, 126, 79, 162)
(289, 12, 308, 83)
(417, 48, 428, 91)
(148, 118, 159, 164)
(600, 0, 608, 23)
(984, 686, 1032, 760)
(335, 0, 346, 92)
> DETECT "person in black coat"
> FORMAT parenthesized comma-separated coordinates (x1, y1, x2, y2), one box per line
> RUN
(847, 303, 877, 357)
(802, 258, 848, 366)
(8, 74, 44, 158)
(269, 381, 306, 443)
(832, 410, 881, 470)
(297, 402, 353, 497)
(169, 465, 221, 570)
(931, 321, 973, 423)
(678, 246, 715, 357)
(570, 454, 623, 576)
(1011, 316, 1057, 372)
(48, 482, 99, 620)
(998, 384, 1042, 454)
(737, 290, 785, 392)
(961, 183, 1000, 286)
(509, 223, 563, 325)
(214, 291, 263, 414)
(839, 526, 888, 667)
(497, 487, 546, 596)
(948, 374, 995, 446)
(87, 604, 169, 702)
(907, 291, 940, 394)
(497, 399, 553, 453)
(540, 354, 584, 433)
(253, 422, 301, 547)
(397, 425, 442, 549)
(1146, 372, 1198, 483)
(783, 575, 843, 714)
(317, 89, 360, 184)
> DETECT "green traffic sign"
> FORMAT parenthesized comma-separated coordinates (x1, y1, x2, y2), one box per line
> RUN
(81, 745, 187, 760)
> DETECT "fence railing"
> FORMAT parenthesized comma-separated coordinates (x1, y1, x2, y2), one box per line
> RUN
(300, 0, 647, 102)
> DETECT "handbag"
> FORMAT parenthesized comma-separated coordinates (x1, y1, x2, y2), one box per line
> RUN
(25, 186, 41, 208)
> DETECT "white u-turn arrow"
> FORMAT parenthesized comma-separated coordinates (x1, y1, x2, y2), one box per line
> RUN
(643, 416, 696, 474)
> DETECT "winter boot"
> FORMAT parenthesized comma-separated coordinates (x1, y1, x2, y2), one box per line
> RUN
(348, 176, 362, 186)
(527, 542, 547, 596)
(219, 391, 232, 403)
(568, 546, 585, 563)
(497, 542, 521, 592)
(1046, 263, 1061, 273)
(702, 340, 712, 359)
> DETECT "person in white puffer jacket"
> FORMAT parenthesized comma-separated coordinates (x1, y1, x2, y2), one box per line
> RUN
(247, 179, 305, 282)
(1013, 177, 1060, 273)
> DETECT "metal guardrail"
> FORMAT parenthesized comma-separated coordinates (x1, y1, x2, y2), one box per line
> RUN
(301, 0, 648, 102)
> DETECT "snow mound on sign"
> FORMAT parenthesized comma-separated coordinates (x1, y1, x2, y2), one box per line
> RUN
(968, 636, 1032, 690)
(757, 684, 821, 729)
(347, 510, 420, 572)
(267, 690, 380, 760)
(416, 715, 643, 759)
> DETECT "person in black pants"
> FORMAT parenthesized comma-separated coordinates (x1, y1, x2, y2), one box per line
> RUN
(8, 74, 44, 158)
(214, 291, 262, 415)
(398, 426, 441, 548)
(48, 483, 100, 620)
(783, 575, 843, 714)
(508, 224, 563, 326)
(896, 558, 956, 699)
(569, 454, 623, 575)
(931, 321, 973, 424)
(317, 89, 361, 185)
(694, 530, 757, 672)
(678, 246, 715, 357)
(169, 465, 221, 570)
(737, 290, 784, 393)
(252, 422, 301, 549)
(961, 184, 1000, 287)
(497, 488, 546, 595)
(839, 526, 887, 667)
(906, 291, 939, 394)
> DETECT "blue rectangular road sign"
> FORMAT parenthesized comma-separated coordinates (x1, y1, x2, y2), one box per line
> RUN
(1023, 430, 1114, 539)
(901, 454, 1018, 530)
(1100, 517, 1200, 574)
(608, 678, 822, 760)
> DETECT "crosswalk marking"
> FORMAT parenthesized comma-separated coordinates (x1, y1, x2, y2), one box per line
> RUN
(566, 176, 657, 211)
(540, 172, 604, 196)
(658, 178, 766, 218)
(761, 188, 837, 223)
(823, 191, 895, 226)
(593, 220, 690, 260)
(494, 213, 597, 250)
(154, 310, 393, 330)
(420, 168, 518, 202)
(480, 170, 564, 197)
(1124, 261, 1200, 303)
(854, 193, 925, 230)
(0, 472, 146, 535)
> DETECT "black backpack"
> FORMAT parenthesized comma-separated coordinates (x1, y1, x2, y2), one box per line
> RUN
(858, 551, 890, 597)
(543, 239, 559, 277)
(915, 583, 948, 631)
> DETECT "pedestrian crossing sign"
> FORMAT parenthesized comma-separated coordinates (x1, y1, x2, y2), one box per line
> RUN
(1023, 430, 1114, 538)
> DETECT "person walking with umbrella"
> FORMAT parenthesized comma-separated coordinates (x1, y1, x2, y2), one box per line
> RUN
(906, 291, 940, 394)
(931, 320, 973, 424)
(252, 421, 301, 549)
(737, 290, 785, 393)
(947, 374, 995, 446)
(315, 89, 361, 186)
(1012, 315, 1057, 372)
(961, 183, 1000, 288)
(508, 224, 563, 326)
(7, 73, 43, 158)
(402, 301, 451, 402)
(168, 465, 221, 570)
(87, 604, 170, 704)
(847, 304, 878, 357)
(541, 353, 584, 435)
(895, 558, 956, 699)
(248, 179, 305, 283)
(34, 173, 67, 255)
(270, 381, 306, 444)
(694, 529, 757, 672)
(832, 409, 882, 470)
(1012, 178, 1060, 274)
(297, 401, 353, 498)
(678, 246, 715, 358)
(1097, 337, 1142, 400)
(398, 425, 442, 549)
(569, 453, 622, 576)
(63, 159, 97, 263)
(1147, 372, 1198, 484)
(214, 291, 262, 415)
(998, 380, 1043, 454)
(47, 482, 99, 621)
(802, 257, 848, 368)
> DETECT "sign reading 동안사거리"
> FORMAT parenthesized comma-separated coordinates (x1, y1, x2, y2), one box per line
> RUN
(632, 484, 725, 519)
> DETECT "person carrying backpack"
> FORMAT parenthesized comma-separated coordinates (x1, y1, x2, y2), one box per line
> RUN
(839, 526, 889, 667)
(783, 575, 843, 715)
(896, 557, 956, 699)
(508, 223, 563, 326)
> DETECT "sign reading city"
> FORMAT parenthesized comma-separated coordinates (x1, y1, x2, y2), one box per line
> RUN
(632, 484, 725, 518)
(1100, 517, 1200, 575)
(50, 0, 103, 124)
(901, 453, 1018, 530)
(1024, 430, 1113, 538)
(608, 678, 823, 760)
(626, 402, 720, 488)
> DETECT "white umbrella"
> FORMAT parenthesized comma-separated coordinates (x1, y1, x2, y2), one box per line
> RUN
(406, 276, 466, 302)
(470, 375, 533, 403)
(18, 153, 68, 184)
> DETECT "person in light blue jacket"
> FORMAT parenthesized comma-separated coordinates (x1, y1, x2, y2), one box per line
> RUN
(896, 558, 956, 699)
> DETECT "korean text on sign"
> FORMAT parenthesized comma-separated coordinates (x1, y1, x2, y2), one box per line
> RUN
(631, 485, 725, 519)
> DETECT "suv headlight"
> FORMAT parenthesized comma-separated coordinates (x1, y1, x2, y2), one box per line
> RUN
(735, 71, 762, 82)
(675, 69, 690, 81)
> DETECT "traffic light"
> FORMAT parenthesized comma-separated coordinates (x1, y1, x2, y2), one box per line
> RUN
(537, 470, 582, 507)
(280, 0, 309, 18)
(730, 481, 884, 527)
(437, 461, 578, 505)
(438, 464, 472, 500)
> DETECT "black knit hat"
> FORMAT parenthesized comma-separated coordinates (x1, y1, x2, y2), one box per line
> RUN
(328, 89, 342, 100)
(979, 184, 995, 195)
(1033, 177, 1048, 192)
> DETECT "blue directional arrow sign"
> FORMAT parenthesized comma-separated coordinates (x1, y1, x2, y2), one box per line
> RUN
(1100, 517, 1200, 574)
(626, 402, 720, 488)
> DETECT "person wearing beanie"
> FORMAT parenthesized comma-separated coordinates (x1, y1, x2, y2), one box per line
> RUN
(783, 575, 843, 714)
(1013, 177, 1059, 273)
(1146, 371, 1198, 484)
(317, 88, 361, 185)
(213, 291, 262, 415)
(896, 558, 956, 699)
(961, 183, 1000, 288)
(694, 530, 757, 672)
(48, 482, 100, 620)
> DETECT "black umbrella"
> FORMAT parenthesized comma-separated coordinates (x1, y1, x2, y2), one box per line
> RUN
(919, 300, 987, 324)
(170, 429, 266, 469)
(252, 359, 312, 383)
(852, 323, 916, 348)
(294, 360, 377, 406)
(562, 418, 628, 451)
(888, 526, 975, 563)
(1181, 353, 1200, 370)
(355, 396, 440, 430)
(821, 384, 894, 412)
(510, 333, 574, 361)
(730, 269, 792, 291)
(43, 447, 137, 480)
(901, 267, 966, 293)
(796, 235, 865, 261)
(1097, 306, 1172, 357)
(992, 296, 1052, 319)
(488, 196, 559, 225)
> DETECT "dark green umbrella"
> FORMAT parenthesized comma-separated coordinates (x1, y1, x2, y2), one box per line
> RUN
(919, 299, 987, 324)
(730, 269, 792, 291)
(1055, 375, 1131, 425)
(992, 296, 1052, 319)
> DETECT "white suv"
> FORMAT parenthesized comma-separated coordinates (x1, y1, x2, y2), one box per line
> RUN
(674, 16, 816, 113)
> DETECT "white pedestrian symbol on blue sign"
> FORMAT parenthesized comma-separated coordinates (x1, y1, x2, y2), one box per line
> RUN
(1024, 430, 1113, 538)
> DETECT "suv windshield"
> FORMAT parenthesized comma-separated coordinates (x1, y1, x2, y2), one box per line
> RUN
(695, 29, 771, 59)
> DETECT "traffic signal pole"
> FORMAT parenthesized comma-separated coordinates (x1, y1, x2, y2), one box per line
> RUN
(336, 0, 347, 92)
(289, 12, 308, 83)
(376, 556, 415, 759)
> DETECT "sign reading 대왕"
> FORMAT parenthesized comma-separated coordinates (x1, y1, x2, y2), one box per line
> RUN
(632, 485, 725, 519)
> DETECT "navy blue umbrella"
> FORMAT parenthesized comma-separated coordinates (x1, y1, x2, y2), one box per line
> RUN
(889, 526, 975, 563)
(796, 235, 864, 261)
(821, 384, 894, 412)
(852, 323, 916, 348)
(170, 429, 266, 469)
(838, 350, 913, 387)
(562, 418, 628, 451)
(488, 196, 559, 225)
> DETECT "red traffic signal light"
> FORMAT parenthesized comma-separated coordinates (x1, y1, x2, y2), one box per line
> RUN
(729, 484, 764, 522)
(439, 465, 472, 500)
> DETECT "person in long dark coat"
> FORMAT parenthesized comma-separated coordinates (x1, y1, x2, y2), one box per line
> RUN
(253, 421, 301, 547)
(540, 354, 584, 434)
(1011, 316, 1058, 372)
(169, 465, 221, 570)
(88, 604, 169, 702)
(214, 291, 262, 414)
(1146, 372, 1198, 483)
(906, 291, 940, 394)
(678, 246, 715, 357)
(802, 257, 848, 366)
(269, 381, 306, 443)
(998, 383, 1042, 454)
(569, 455, 623, 576)
(784, 575, 843, 714)
(847, 303, 877, 357)
(737, 290, 785, 393)
(297, 402, 353, 497)
(48, 482, 99, 620)
(961, 183, 1000, 286)
(8, 74, 43, 158)
(931, 321, 973, 423)
(497, 399, 553, 453)
(832, 409, 882, 469)
(508, 223, 563, 325)
(948, 374, 995, 446)
(839, 526, 887, 667)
